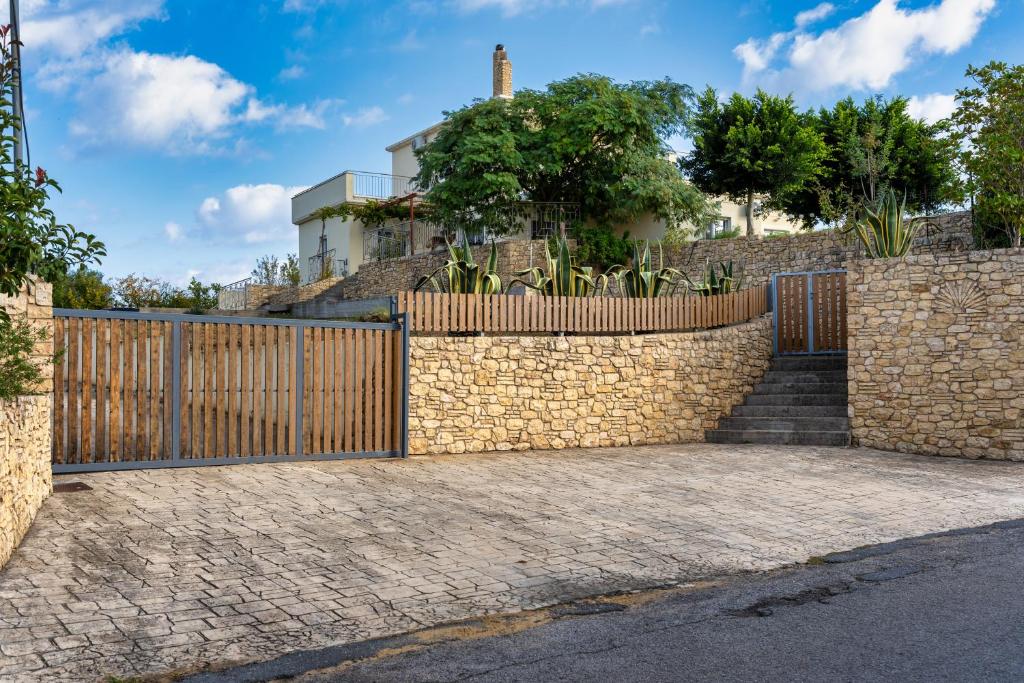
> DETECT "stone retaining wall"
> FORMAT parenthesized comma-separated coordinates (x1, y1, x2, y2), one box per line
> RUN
(0, 280, 54, 568)
(665, 211, 972, 288)
(848, 249, 1024, 461)
(408, 317, 772, 455)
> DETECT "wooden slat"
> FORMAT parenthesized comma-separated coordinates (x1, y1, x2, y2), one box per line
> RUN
(53, 317, 65, 464)
(333, 329, 344, 452)
(67, 317, 80, 463)
(240, 324, 251, 457)
(374, 329, 385, 451)
(95, 320, 107, 460)
(311, 327, 322, 454)
(150, 322, 162, 460)
(345, 329, 355, 452)
(81, 317, 93, 462)
(353, 329, 364, 452)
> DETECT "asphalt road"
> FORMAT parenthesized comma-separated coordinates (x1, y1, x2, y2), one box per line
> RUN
(191, 519, 1024, 683)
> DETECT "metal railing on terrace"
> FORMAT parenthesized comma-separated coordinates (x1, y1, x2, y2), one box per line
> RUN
(351, 172, 419, 200)
(306, 250, 349, 284)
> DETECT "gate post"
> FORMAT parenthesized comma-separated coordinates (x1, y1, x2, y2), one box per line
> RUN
(400, 312, 410, 458)
(771, 274, 779, 356)
(806, 274, 815, 354)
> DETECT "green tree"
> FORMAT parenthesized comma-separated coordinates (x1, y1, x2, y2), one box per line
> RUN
(52, 267, 113, 309)
(282, 253, 301, 286)
(946, 62, 1024, 248)
(414, 74, 714, 237)
(1, 26, 105, 316)
(783, 96, 956, 228)
(251, 255, 283, 285)
(681, 88, 827, 236)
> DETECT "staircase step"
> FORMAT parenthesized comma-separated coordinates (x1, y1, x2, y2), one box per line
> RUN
(731, 404, 848, 418)
(746, 393, 847, 406)
(718, 416, 849, 431)
(762, 370, 847, 383)
(753, 382, 847, 395)
(771, 355, 847, 372)
(706, 429, 851, 447)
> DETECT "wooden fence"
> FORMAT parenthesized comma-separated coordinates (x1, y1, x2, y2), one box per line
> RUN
(52, 311, 408, 472)
(395, 285, 769, 335)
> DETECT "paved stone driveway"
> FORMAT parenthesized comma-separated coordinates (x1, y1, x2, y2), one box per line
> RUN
(2, 445, 1023, 681)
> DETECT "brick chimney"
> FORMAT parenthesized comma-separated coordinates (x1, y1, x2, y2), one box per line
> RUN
(492, 44, 512, 99)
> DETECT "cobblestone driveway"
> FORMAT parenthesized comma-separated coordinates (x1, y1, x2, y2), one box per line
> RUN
(2, 445, 1023, 681)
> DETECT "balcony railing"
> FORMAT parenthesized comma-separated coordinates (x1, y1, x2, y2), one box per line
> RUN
(307, 249, 349, 283)
(351, 172, 419, 200)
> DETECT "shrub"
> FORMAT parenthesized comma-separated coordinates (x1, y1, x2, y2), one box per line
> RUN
(0, 315, 49, 399)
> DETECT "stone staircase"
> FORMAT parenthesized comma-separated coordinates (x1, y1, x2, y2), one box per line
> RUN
(706, 354, 850, 446)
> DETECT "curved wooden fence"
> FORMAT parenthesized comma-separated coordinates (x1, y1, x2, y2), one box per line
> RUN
(395, 286, 769, 335)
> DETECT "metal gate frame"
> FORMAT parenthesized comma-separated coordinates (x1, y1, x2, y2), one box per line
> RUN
(51, 309, 410, 473)
(771, 270, 847, 356)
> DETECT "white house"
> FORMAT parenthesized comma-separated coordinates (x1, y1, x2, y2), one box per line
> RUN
(290, 45, 799, 284)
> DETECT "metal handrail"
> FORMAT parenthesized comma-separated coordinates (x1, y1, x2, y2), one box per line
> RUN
(351, 172, 419, 199)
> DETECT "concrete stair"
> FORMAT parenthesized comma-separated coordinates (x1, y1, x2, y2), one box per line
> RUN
(706, 354, 850, 447)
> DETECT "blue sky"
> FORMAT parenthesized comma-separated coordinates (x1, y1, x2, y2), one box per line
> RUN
(5, 0, 1021, 284)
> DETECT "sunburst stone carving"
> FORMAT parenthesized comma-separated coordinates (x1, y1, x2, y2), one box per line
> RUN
(936, 280, 985, 315)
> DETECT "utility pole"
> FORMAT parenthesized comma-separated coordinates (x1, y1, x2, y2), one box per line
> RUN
(9, 0, 23, 166)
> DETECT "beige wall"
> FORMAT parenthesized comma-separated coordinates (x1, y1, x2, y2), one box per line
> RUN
(848, 249, 1024, 461)
(408, 317, 772, 455)
(617, 201, 799, 242)
(0, 280, 54, 569)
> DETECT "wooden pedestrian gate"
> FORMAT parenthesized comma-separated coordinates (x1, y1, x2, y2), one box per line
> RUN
(51, 311, 409, 472)
(772, 270, 847, 355)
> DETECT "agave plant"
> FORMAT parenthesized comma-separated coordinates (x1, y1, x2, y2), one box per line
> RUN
(506, 236, 606, 297)
(843, 189, 926, 259)
(606, 240, 684, 298)
(413, 240, 502, 294)
(683, 259, 743, 297)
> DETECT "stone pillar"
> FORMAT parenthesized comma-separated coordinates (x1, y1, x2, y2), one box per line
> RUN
(492, 44, 512, 99)
(0, 278, 54, 569)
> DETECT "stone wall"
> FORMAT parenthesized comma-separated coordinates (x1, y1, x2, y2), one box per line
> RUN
(665, 211, 972, 288)
(408, 317, 772, 455)
(848, 249, 1024, 461)
(0, 280, 54, 568)
(327, 240, 551, 302)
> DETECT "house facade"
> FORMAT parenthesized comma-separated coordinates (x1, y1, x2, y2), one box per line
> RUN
(290, 45, 800, 284)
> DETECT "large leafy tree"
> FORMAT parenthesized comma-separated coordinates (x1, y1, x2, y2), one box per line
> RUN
(681, 88, 826, 237)
(946, 61, 1024, 248)
(783, 96, 956, 228)
(413, 74, 714, 237)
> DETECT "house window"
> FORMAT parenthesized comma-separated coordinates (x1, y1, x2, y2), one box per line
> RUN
(706, 216, 732, 239)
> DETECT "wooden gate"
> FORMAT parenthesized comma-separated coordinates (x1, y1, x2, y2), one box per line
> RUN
(772, 270, 847, 355)
(51, 311, 409, 472)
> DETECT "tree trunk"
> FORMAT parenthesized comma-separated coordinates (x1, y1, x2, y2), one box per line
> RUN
(746, 191, 755, 237)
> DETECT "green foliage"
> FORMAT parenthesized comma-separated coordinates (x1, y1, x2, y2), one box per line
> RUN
(0, 315, 49, 399)
(708, 229, 741, 240)
(843, 189, 925, 259)
(508, 236, 607, 297)
(414, 74, 714, 237)
(606, 241, 684, 298)
(946, 61, 1024, 248)
(282, 253, 301, 286)
(52, 267, 113, 309)
(783, 96, 957, 229)
(570, 224, 631, 271)
(414, 240, 502, 294)
(682, 88, 826, 236)
(108, 274, 220, 311)
(251, 255, 285, 285)
(683, 260, 743, 296)
(1, 27, 105, 318)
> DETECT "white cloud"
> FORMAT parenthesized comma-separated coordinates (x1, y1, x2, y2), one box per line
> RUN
(15, 0, 164, 57)
(906, 93, 957, 123)
(15, 0, 331, 154)
(164, 221, 184, 242)
(197, 184, 307, 244)
(451, 0, 629, 15)
(794, 2, 835, 28)
(343, 106, 389, 128)
(736, 0, 995, 92)
(397, 93, 415, 105)
(278, 64, 306, 81)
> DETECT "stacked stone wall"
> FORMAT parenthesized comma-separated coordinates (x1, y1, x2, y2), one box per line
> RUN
(408, 317, 772, 455)
(848, 249, 1024, 461)
(0, 280, 54, 568)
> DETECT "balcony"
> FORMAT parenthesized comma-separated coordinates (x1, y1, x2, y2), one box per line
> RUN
(292, 171, 419, 224)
